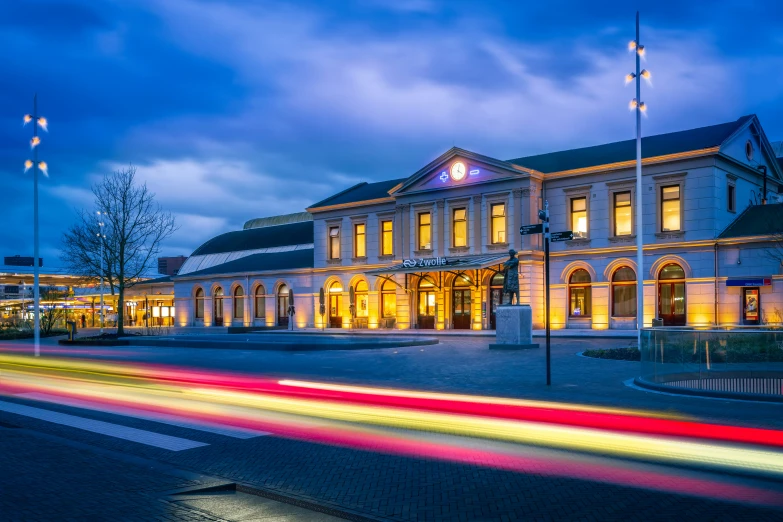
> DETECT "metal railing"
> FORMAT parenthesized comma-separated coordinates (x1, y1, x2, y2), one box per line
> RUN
(639, 327, 783, 398)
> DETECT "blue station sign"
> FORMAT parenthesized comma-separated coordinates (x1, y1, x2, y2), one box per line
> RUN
(726, 277, 772, 287)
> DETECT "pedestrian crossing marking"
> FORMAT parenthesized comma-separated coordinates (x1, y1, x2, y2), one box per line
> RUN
(0, 399, 208, 451)
(18, 392, 270, 439)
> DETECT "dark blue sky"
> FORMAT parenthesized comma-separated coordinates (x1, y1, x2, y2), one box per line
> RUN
(3, 0, 782, 265)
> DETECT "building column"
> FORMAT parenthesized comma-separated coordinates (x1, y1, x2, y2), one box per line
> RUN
(472, 195, 482, 253)
(436, 199, 445, 256)
(513, 189, 523, 252)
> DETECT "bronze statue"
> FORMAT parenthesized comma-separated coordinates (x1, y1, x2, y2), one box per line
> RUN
(502, 249, 520, 305)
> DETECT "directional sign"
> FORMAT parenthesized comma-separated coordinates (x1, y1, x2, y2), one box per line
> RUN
(550, 231, 574, 242)
(519, 224, 543, 236)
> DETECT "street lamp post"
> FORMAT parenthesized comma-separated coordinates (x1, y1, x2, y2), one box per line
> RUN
(24, 94, 48, 357)
(627, 12, 650, 345)
(97, 212, 107, 334)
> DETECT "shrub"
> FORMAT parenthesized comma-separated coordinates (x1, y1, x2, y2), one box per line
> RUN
(582, 347, 641, 361)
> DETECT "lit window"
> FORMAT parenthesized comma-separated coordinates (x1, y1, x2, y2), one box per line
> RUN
(355, 280, 369, 317)
(571, 197, 587, 238)
(354, 223, 366, 258)
(611, 267, 636, 317)
(194, 288, 204, 319)
(381, 279, 396, 318)
(254, 286, 265, 319)
(491, 203, 506, 244)
(728, 183, 736, 212)
(233, 287, 244, 319)
(568, 269, 591, 317)
(453, 208, 467, 247)
(328, 226, 340, 259)
(614, 192, 632, 236)
(381, 220, 393, 256)
(418, 213, 431, 250)
(661, 185, 681, 231)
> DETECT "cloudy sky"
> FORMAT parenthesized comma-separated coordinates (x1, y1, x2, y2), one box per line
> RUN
(2, 0, 782, 268)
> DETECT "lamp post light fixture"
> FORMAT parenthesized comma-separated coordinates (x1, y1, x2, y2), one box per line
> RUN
(23, 94, 48, 357)
(627, 12, 651, 343)
(96, 211, 107, 334)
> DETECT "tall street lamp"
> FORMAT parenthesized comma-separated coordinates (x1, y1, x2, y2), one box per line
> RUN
(627, 12, 651, 344)
(23, 94, 49, 357)
(96, 211, 107, 334)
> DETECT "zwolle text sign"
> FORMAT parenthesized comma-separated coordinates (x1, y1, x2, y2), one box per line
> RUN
(402, 257, 448, 268)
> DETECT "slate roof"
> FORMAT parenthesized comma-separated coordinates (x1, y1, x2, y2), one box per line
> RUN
(718, 203, 783, 239)
(183, 248, 314, 277)
(309, 178, 406, 210)
(190, 221, 314, 256)
(508, 116, 753, 173)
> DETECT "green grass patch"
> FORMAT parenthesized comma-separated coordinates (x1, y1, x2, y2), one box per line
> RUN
(582, 347, 641, 361)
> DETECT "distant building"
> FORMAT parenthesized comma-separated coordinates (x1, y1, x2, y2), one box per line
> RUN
(157, 256, 187, 276)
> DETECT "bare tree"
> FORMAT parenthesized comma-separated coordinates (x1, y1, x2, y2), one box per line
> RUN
(61, 166, 177, 335)
(39, 287, 67, 335)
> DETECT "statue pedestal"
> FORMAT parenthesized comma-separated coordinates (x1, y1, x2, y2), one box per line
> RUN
(489, 305, 539, 350)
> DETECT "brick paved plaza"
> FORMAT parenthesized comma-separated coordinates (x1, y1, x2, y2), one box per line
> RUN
(2, 336, 783, 520)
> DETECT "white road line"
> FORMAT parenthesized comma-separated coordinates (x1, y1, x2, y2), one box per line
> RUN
(0, 399, 208, 451)
(18, 392, 269, 439)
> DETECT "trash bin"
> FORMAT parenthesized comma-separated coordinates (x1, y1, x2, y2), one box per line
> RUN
(651, 317, 664, 327)
(66, 321, 77, 341)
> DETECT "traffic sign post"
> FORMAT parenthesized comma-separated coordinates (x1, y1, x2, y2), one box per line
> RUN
(519, 224, 543, 236)
(527, 201, 574, 386)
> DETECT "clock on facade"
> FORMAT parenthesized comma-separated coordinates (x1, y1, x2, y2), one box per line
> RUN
(450, 161, 466, 181)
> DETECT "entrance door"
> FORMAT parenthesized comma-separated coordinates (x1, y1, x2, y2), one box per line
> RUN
(418, 290, 435, 329)
(658, 282, 685, 326)
(329, 293, 342, 328)
(277, 289, 289, 327)
(742, 287, 760, 325)
(452, 289, 471, 330)
(214, 289, 224, 327)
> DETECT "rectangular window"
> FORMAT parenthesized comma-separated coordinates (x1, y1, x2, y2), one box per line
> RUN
(612, 285, 636, 317)
(661, 185, 681, 231)
(728, 183, 736, 212)
(381, 220, 393, 256)
(569, 286, 591, 317)
(571, 197, 587, 238)
(613, 191, 632, 236)
(418, 213, 431, 250)
(490, 203, 506, 244)
(328, 226, 340, 259)
(354, 223, 366, 257)
(453, 208, 467, 247)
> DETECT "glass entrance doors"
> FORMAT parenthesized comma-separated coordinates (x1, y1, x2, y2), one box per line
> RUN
(277, 285, 289, 327)
(658, 282, 686, 326)
(329, 293, 342, 328)
(452, 288, 471, 330)
(488, 272, 504, 330)
(658, 264, 686, 326)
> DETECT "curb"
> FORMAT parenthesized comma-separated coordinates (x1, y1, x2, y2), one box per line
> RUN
(632, 376, 783, 403)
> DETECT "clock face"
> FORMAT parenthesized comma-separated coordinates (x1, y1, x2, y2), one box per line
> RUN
(450, 161, 466, 181)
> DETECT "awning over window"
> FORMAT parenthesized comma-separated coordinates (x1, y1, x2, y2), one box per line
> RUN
(365, 253, 509, 275)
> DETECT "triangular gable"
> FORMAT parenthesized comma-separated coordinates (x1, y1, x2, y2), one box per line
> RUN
(720, 115, 783, 182)
(391, 147, 540, 196)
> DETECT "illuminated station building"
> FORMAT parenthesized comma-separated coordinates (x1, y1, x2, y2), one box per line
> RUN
(172, 115, 783, 331)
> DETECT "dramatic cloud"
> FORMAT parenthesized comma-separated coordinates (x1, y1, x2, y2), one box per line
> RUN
(2, 0, 781, 269)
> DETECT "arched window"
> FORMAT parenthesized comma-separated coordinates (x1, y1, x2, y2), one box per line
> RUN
(659, 263, 685, 280)
(233, 286, 244, 320)
(381, 279, 396, 318)
(658, 263, 686, 326)
(277, 284, 289, 326)
(254, 285, 265, 319)
(611, 266, 636, 317)
(354, 280, 369, 318)
(194, 288, 204, 319)
(213, 287, 224, 325)
(568, 269, 591, 317)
